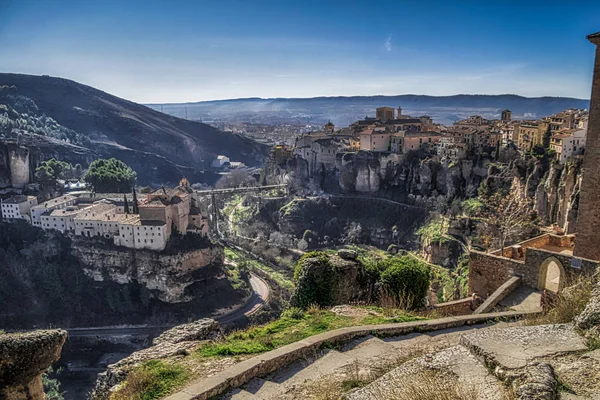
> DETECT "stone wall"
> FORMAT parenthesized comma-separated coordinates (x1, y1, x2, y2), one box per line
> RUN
(469, 251, 523, 297)
(575, 34, 600, 261)
(471, 241, 599, 298)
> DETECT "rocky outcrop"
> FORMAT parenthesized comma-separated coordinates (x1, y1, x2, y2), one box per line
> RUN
(534, 160, 582, 233)
(292, 251, 376, 308)
(575, 280, 600, 341)
(152, 318, 223, 345)
(0, 330, 67, 400)
(92, 319, 223, 400)
(0, 132, 95, 189)
(71, 238, 224, 303)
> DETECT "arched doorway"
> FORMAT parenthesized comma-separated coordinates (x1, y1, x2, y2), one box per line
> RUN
(538, 257, 566, 293)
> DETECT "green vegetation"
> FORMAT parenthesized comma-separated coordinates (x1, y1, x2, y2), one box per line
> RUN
(279, 198, 307, 217)
(379, 256, 431, 309)
(110, 360, 189, 400)
(42, 368, 63, 400)
(461, 198, 484, 217)
(224, 247, 294, 292)
(223, 260, 250, 292)
(84, 158, 137, 193)
(293, 251, 336, 309)
(0, 85, 90, 145)
(416, 216, 450, 245)
(198, 306, 420, 358)
(35, 158, 84, 190)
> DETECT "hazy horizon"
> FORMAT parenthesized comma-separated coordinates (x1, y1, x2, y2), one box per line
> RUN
(1, 0, 599, 104)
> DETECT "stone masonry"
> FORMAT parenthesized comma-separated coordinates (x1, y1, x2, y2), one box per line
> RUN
(574, 31, 600, 261)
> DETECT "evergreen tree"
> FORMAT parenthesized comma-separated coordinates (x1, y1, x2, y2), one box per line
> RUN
(132, 188, 139, 214)
(494, 141, 500, 160)
(123, 194, 130, 214)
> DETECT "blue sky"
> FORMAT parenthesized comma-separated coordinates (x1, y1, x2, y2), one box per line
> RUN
(1, 0, 599, 103)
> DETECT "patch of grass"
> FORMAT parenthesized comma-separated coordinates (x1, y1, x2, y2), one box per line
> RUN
(587, 335, 600, 351)
(525, 277, 594, 326)
(197, 307, 421, 358)
(110, 360, 189, 400)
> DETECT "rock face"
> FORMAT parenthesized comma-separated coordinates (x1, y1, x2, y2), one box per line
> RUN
(71, 238, 224, 303)
(0, 133, 96, 189)
(533, 160, 582, 233)
(152, 318, 223, 345)
(0, 330, 67, 400)
(575, 280, 600, 339)
(92, 319, 223, 400)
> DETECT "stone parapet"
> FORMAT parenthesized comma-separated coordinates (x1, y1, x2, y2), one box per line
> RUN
(165, 310, 531, 400)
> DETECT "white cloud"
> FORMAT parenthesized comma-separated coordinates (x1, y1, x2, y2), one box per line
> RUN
(384, 35, 392, 52)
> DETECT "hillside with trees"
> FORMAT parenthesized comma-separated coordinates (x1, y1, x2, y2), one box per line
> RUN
(0, 74, 270, 185)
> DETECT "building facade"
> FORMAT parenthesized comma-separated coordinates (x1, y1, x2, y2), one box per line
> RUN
(1, 195, 38, 222)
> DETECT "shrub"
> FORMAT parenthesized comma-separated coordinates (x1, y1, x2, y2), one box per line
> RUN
(293, 252, 336, 309)
(379, 256, 430, 309)
(110, 360, 188, 400)
(282, 307, 306, 320)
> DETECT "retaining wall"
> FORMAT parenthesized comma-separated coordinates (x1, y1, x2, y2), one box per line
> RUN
(165, 310, 531, 400)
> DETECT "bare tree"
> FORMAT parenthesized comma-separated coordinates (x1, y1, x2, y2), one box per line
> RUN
(215, 168, 256, 189)
(478, 189, 536, 253)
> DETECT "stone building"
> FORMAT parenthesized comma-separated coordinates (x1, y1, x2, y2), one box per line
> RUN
(550, 128, 586, 163)
(1, 195, 37, 222)
(73, 200, 126, 238)
(114, 215, 168, 250)
(574, 31, 600, 261)
(501, 109, 512, 122)
(376, 106, 395, 122)
(31, 194, 77, 227)
(41, 206, 81, 233)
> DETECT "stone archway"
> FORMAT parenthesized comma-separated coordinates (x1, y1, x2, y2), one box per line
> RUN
(537, 256, 566, 293)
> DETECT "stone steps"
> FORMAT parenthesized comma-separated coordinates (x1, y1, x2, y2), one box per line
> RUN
(224, 336, 398, 400)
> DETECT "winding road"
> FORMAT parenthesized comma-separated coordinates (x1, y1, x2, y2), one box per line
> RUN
(66, 272, 270, 338)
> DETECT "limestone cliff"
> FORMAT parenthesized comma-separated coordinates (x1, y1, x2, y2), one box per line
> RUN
(92, 319, 222, 400)
(0, 132, 95, 190)
(71, 237, 225, 303)
(0, 330, 67, 400)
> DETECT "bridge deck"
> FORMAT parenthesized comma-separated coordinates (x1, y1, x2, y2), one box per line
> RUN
(194, 184, 287, 195)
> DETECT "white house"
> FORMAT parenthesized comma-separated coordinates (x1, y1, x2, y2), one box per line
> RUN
(550, 128, 587, 163)
(31, 195, 77, 227)
(114, 215, 168, 251)
(1, 195, 38, 222)
(211, 155, 230, 168)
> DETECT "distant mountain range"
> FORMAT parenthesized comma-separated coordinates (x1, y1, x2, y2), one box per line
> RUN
(0, 74, 269, 185)
(147, 94, 590, 127)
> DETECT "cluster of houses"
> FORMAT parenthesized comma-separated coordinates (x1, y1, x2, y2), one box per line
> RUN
(286, 106, 589, 174)
(1, 185, 209, 251)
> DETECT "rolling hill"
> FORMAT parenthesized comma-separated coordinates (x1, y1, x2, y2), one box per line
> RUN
(148, 94, 590, 127)
(0, 73, 270, 185)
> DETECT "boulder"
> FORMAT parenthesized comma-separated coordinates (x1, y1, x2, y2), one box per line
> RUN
(337, 249, 358, 261)
(0, 330, 67, 400)
(152, 318, 223, 345)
